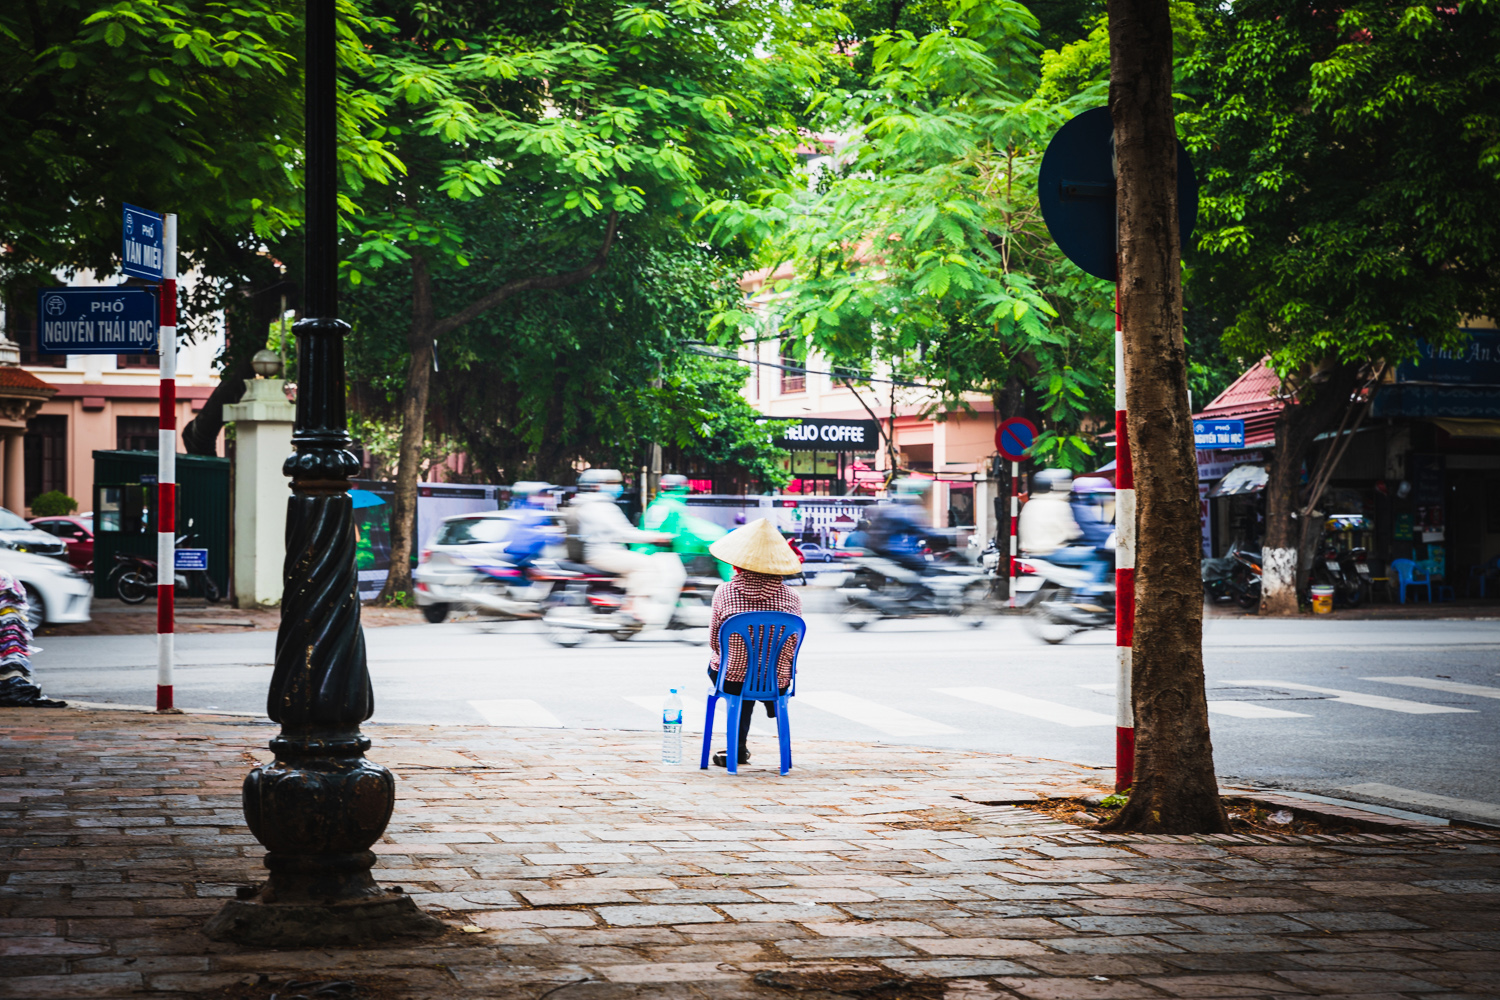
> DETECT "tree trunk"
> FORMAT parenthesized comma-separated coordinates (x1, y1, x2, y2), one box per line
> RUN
(378, 256, 436, 603)
(1259, 362, 1361, 615)
(1102, 0, 1228, 834)
(182, 279, 297, 455)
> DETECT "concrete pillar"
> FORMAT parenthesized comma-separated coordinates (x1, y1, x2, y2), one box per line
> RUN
(224, 379, 295, 607)
(3, 432, 23, 513)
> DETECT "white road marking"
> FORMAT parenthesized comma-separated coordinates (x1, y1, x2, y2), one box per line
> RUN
(798, 691, 960, 737)
(469, 699, 564, 728)
(939, 687, 1111, 727)
(1364, 676, 1500, 700)
(1232, 680, 1476, 715)
(1341, 783, 1500, 824)
(1205, 701, 1310, 719)
(1079, 684, 1310, 719)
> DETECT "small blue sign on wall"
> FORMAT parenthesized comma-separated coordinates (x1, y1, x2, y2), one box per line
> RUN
(1194, 419, 1245, 449)
(174, 549, 208, 572)
(35, 287, 158, 355)
(122, 204, 165, 281)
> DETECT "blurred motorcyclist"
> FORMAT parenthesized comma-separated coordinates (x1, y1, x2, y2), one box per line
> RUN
(638, 474, 732, 580)
(504, 481, 557, 568)
(866, 478, 932, 576)
(1020, 468, 1111, 595)
(564, 469, 680, 625)
(1069, 476, 1116, 547)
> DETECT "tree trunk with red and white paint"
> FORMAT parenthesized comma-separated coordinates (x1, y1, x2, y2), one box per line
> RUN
(1101, 0, 1227, 834)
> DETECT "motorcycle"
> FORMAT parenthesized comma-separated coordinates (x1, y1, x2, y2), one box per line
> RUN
(421, 557, 560, 624)
(1202, 542, 1263, 609)
(1023, 552, 1115, 644)
(114, 532, 222, 604)
(537, 553, 719, 647)
(1310, 541, 1365, 608)
(836, 554, 996, 630)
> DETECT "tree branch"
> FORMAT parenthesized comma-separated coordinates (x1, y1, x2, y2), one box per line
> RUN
(429, 212, 621, 339)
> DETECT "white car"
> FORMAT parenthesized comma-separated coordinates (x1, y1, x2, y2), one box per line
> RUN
(0, 547, 93, 629)
(413, 510, 563, 622)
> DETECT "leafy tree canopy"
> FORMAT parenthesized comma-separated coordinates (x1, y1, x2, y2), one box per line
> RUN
(705, 0, 1117, 468)
(1183, 0, 1500, 380)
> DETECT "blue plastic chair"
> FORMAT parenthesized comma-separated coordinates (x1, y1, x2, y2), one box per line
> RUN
(1390, 559, 1432, 604)
(700, 611, 806, 776)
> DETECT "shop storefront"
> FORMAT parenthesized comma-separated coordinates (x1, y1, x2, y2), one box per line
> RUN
(765, 417, 882, 496)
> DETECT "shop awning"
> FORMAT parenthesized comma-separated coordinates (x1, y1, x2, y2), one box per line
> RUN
(1431, 418, 1500, 439)
(1208, 464, 1268, 497)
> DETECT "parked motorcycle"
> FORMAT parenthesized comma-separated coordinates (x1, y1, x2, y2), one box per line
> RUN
(114, 532, 222, 604)
(836, 554, 996, 629)
(1310, 542, 1365, 608)
(537, 555, 719, 647)
(1202, 542, 1263, 609)
(1022, 553, 1115, 644)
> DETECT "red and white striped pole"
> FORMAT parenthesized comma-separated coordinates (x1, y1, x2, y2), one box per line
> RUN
(1114, 290, 1135, 791)
(1007, 460, 1020, 607)
(156, 213, 177, 713)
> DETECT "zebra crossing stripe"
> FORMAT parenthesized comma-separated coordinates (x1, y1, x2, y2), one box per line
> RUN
(938, 687, 1112, 727)
(1364, 676, 1500, 700)
(1233, 681, 1475, 715)
(1081, 684, 1309, 719)
(469, 699, 564, 728)
(796, 691, 960, 737)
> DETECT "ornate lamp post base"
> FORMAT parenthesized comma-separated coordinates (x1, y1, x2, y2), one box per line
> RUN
(205, 735, 445, 946)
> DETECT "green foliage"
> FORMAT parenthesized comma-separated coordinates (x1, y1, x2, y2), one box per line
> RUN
(28, 491, 78, 517)
(1183, 0, 1500, 379)
(705, 0, 1116, 470)
(0, 0, 392, 342)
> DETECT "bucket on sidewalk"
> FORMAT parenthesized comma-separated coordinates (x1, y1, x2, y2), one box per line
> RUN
(1310, 585, 1334, 614)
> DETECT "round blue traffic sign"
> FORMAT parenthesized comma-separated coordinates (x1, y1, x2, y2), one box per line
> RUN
(996, 417, 1037, 462)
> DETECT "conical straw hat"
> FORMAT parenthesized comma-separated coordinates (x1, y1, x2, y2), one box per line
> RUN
(709, 517, 802, 576)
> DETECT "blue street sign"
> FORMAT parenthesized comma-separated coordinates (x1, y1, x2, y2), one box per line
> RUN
(35, 287, 158, 355)
(1037, 107, 1199, 282)
(174, 549, 209, 572)
(122, 204, 165, 281)
(1193, 419, 1245, 449)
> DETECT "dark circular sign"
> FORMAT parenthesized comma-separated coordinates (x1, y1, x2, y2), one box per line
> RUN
(996, 417, 1038, 462)
(1037, 107, 1199, 282)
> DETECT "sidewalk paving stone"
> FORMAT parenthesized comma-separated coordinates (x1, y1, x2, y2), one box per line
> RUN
(1, 706, 1498, 999)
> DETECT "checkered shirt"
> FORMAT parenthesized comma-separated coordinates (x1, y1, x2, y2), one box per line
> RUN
(708, 570, 802, 686)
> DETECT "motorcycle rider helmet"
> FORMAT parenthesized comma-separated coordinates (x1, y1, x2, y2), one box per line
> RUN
(1071, 476, 1114, 494)
(577, 468, 624, 499)
(1033, 468, 1074, 494)
(659, 474, 689, 495)
(892, 477, 931, 503)
(510, 481, 551, 507)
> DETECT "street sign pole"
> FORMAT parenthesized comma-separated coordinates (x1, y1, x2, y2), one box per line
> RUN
(1008, 460, 1020, 608)
(1114, 291, 1135, 792)
(157, 213, 178, 713)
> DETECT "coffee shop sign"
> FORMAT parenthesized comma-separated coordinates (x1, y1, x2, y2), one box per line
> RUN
(765, 417, 881, 450)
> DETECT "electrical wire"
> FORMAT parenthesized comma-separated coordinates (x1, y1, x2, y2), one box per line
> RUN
(683, 346, 922, 387)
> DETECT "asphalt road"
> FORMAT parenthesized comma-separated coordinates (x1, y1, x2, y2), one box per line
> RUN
(32, 608, 1500, 826)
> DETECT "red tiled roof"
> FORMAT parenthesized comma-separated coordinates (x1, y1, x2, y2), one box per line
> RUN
(1198, 358, 1283, 418)
(0, 367, 58, 395)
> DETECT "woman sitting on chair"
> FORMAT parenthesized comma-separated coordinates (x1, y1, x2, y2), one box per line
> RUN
(706, 517, 804, 768)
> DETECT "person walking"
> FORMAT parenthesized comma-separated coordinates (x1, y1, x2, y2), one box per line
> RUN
(705, 518, 803, 768)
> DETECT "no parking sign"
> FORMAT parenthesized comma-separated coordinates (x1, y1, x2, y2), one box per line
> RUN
(995, 417, 1037, 463)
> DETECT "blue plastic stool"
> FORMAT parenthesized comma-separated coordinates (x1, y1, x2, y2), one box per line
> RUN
(700, 611, 805, 776)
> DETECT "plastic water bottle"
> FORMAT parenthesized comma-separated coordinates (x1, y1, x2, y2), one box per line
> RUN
(662, 689, 683, 765)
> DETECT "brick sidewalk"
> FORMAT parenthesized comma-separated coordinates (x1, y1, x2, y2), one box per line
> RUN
(1, 708, 1496, 1000)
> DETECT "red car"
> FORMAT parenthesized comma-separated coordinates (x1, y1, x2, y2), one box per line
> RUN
(30, 515, 94, 573)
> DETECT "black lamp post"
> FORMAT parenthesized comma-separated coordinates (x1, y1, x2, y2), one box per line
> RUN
(205, 0, 442, 946)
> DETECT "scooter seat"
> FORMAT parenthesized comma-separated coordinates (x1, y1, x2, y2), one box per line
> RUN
(554, 559, 619, 578)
